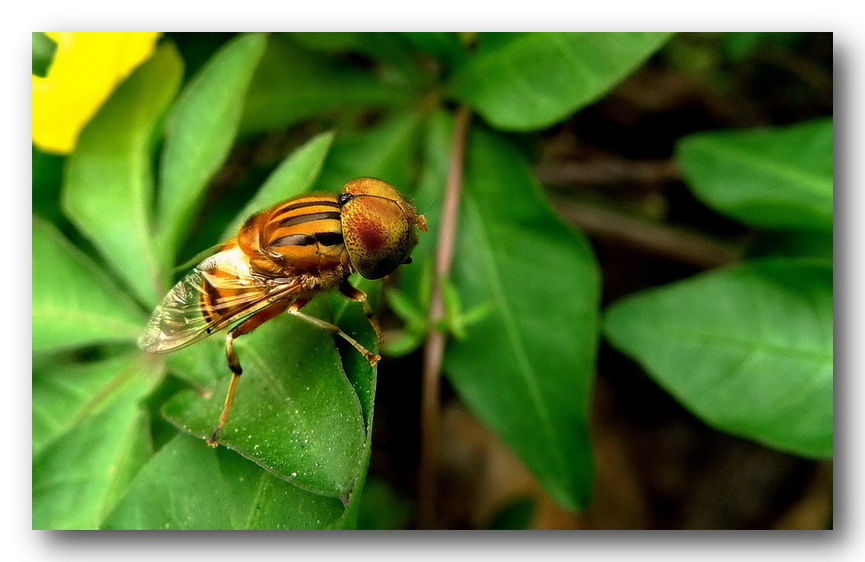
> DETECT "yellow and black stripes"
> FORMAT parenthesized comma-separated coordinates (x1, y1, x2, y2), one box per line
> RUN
(243, 194, 349, 272)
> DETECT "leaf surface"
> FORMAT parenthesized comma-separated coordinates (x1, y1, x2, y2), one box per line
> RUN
(449, 32, 672, 130)
(103, 433, 345, 530)
(239, 34, 410, 136)
(220, 130, 335, 238)
(32, 217, 145, 352)
(287, 32, 429, 88)
(162, 300, 367, 499)
(676, 118, 833, 231)
(313, 112, 423, 193)
(413, 112, 601, 510)
(399, 32, 467, 68)
(158, 33, 267, 261)
(63, 43, 183, 305)
(32, 353, 161, 529)
(604, 258, 833, 458)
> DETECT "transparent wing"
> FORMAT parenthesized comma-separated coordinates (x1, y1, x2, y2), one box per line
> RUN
(138, 247, 301, 353)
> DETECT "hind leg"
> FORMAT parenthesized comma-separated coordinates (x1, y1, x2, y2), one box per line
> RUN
(206, 301, 290, 447)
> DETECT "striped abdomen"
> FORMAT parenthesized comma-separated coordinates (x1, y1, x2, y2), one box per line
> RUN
(237, 194, 349, 276)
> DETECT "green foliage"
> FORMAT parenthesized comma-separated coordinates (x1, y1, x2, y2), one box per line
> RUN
(163, 299, 367, 498)
(32, 32, 57, 77)
(449, 32, 672, 130)
(676, 119, 833, 231)
(103, 433, 346, 530)
(63, 43, 183, 306)
(222, 130, 335, 237)
(605, 118, 834, 460)
(33, 352, 161, 529)
(355, 478, 413, 530)
(721, 32, 805, 60)
(158, 33, 267, 262)
(33, 218, 145, 351)
(32, 146, 65, 225)
(487, 496, 536, 530)
(34, 35, 381, 529)
(33, 31, 831, 530)
(312, 112, 423, 192)
(407, 113, 600, 510)
(238, 34, 411, 136)
(399, 32, 467, 68)
(605, 259, 832, 458)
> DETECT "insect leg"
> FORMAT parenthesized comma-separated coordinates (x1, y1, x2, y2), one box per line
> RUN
(338, 280, 382, 343)
(287, 299, 381, 366)
(206, 301, 291, 447)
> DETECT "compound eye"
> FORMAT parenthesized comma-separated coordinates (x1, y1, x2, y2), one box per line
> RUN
(341, 194, 417, 279)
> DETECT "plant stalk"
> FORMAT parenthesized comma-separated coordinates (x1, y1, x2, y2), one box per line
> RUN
(418, 104, 471, 529)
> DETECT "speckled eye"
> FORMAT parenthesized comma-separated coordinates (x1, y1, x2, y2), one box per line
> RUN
(340, 178, 427, 279)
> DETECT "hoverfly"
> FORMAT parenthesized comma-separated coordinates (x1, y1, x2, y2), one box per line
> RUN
(139, 178, 427, 446)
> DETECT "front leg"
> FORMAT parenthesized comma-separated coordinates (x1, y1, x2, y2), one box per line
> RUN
(287, 298, 381, 366)
(338, 280, 382, 343)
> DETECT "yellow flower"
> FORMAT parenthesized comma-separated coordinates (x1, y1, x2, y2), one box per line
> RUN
(32, 32, 162, 154)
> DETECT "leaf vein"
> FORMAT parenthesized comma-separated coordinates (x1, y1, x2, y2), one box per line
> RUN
(463, 195, 570, 481)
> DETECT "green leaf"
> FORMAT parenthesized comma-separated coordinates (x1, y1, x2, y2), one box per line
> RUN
(356, 478, 412, 530)
(400, 32, 467, 68)
(63, 42, 183, 306)
(675, 118, 833, 231)
(33, 352, 159, 455)
(381, 283, 429, 357)
(449, 32, 672, 131)
(722, 32, 771, 60)
(748, 229, 833, 262)
(32, 32, 57, 77)
(604, 258, 833, 458)
(32, 145, 65, 225)
(103, 433, 345, 530)
(722, 32, 804, 61)
(385, 286, 425, 327)
(220, 130, 335, 238)
(158, 33, 267, 261)
(162, 300, 367, 499)
(419, 112, 601, 510)
(486, 496, 536, 530)
(32, 217, 146, 352)
(164, 337, 226, 388)
(32, 353, 161, 529)
(385, 257, 434, 357)
(442, 279, 494, 339)
(313, 112, 424, 193)
(238, 34, 410, 136)
(108, 285, 379, 529)
(327, 276, 383, 528)
(330, 276, 381, 428)
(288, 32, 429, 88)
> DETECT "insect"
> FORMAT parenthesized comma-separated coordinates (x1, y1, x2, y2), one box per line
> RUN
(139, 178, 427, 446)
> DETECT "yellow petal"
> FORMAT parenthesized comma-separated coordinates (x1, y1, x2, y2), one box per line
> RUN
(32, 32, 162, 154)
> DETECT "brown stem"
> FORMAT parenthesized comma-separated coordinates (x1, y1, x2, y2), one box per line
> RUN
(551, 195, 745, 268)
(535, 158, 680, 186)
(418, 104, 471, 529)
